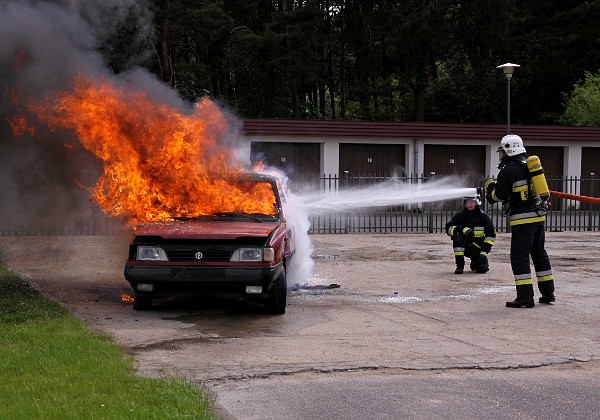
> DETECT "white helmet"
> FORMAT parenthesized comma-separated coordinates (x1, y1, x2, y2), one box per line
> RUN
(498, 134, 526, 156)
(461, 196, 481, 206)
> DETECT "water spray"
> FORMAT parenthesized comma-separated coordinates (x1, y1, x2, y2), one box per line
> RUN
(295, 177, 477, 214)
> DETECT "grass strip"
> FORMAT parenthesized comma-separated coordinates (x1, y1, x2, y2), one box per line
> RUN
(0, 253, 216, 419)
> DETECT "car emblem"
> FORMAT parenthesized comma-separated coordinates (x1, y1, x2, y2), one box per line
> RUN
(195, 252, 203, 260)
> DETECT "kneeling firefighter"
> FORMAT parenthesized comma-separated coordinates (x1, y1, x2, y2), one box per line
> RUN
(445, 195, 496, 274)
(485, 134, 556, 308)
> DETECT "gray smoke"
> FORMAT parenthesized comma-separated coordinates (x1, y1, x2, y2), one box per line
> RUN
(0, 0, 191, 232)
(0, 0, 155, 93)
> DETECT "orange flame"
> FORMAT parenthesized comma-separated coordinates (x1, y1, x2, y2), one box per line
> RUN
(23, 74, 275, 223)
(121, 293, 134, 303)
(6, 87, 36, 137)
(7, 115, 36, 137)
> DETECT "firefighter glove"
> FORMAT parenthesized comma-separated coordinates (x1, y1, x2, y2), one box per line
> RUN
(461, 227, 475, 240)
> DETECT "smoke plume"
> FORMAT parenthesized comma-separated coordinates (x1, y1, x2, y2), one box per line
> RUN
(0, 0, 240, 232)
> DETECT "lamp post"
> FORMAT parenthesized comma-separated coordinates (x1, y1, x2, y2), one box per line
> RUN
(497, 63, 520, 134)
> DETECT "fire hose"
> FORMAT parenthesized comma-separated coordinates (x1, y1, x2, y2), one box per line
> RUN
(549, 190, 600, 205)
(476, 188, 600, 205)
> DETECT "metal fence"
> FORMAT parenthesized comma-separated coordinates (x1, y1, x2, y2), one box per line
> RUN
(1, 174, 599, 236)
(0, 217, 124, 237)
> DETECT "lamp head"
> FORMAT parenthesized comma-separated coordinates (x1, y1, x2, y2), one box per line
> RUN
(497, 63, 520, 78)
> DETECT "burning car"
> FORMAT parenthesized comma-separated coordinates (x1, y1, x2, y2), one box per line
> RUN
(124, 173, 294, 314)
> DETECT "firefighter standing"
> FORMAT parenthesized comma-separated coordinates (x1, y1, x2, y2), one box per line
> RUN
(445, 195, 496, 274)
(485, 134, 556, 308)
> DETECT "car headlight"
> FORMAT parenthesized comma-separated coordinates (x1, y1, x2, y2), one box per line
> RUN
(230, 247, 274, 262)
(137, 246, 168, 261)
(262, 247, 274, 262)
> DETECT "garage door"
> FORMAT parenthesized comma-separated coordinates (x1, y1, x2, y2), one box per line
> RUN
(580, 147, 600, 202)
(339, 143, 406, 176)
(424, 145, 486, 184)
(250, 142, 320, 190)
(525, 146, 563, 178)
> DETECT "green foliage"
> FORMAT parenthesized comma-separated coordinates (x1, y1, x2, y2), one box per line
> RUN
(0, 257, 215, 420)
(141, 0, 600, 124)
(560, 71, 600, 126)
(426, 59, 503, 123)
(508, 1, 600, 125)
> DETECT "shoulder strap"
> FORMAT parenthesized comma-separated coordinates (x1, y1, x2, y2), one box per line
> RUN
(521, 160, 535, 200)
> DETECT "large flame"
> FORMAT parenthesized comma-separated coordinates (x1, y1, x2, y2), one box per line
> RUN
(16, 74, 275, 223)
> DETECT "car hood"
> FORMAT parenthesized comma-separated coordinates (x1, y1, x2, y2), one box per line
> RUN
(133, 220, 281, 240)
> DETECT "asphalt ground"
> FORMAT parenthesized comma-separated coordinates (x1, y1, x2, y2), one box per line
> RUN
(1, 231, 599, 419)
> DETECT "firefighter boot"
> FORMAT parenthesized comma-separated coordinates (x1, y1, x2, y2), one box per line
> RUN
(455, 255, 464, 274)
(539, 294, 556, 304)
(506, 284, 535, 308)
(538, 279, 555, 304)
(506, 298, 535, 308)
(473, 255, 489, 273)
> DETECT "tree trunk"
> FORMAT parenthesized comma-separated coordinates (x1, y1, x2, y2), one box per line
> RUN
(328, 48, 336, 119)
(413, 63, 428, 122)
(318, 81, 326, 117)
(292, 77, 302, 119)
(340, 42, 346, 119)
(159, 16, 174, 87)
(413, 82, 426, 122)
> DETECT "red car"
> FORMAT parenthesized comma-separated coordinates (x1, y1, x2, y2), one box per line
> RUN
(124, 174, 294, 314)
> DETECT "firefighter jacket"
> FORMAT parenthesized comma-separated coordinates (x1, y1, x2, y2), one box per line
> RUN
(445, 207, 496, 255)
(489, 154, 546, 227)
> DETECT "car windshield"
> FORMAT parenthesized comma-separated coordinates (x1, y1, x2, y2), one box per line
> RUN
(174, 212, 278, 223)
(167, 176, 281, 222)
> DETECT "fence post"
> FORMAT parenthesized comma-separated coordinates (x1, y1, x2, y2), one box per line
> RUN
(428, 172, 435, 233)
(344, 171, 350, 234)
(588, 172, 595, 231)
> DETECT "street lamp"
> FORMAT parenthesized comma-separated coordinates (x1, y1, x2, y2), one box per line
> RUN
(497, 63, 520, 134)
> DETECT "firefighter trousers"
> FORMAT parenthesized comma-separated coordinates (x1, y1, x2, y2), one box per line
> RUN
(452, 234, 478, 269)
(510, 222, 555, 299)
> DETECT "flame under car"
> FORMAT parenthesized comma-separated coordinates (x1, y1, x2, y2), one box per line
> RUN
(123, 174, 294, 314)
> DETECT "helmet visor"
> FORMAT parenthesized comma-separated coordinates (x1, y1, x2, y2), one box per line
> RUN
(461, 197, 481, 207)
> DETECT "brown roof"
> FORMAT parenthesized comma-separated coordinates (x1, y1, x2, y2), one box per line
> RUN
(243, 119, 600, 142)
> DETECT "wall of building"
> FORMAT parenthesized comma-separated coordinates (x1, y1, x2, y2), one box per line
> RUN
(243, 119, 600, 181)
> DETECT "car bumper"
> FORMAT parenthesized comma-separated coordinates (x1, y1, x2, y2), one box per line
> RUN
(124, 262, 284, 299)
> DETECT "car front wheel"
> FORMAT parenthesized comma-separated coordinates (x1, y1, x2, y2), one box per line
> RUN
(265, 269, 287, 315)
(133, 291, 152, 311)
